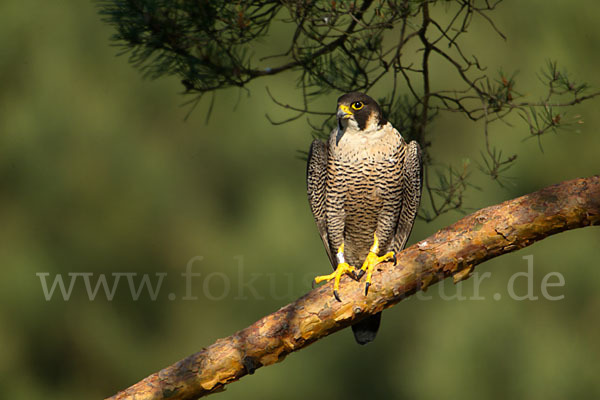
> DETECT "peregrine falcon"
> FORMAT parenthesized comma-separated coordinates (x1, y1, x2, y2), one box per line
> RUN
(307, 92, 422, 345)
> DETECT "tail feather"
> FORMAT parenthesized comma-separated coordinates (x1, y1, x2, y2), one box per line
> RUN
(351, 312, 382, 345)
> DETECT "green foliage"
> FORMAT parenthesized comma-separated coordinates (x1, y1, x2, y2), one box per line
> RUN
(98, 0, 281, 88)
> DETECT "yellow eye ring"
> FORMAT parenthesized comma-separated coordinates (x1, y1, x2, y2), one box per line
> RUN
(351, 101, 364, 110)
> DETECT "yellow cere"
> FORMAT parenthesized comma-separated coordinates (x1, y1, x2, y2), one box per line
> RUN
(338, 104, 352, 116)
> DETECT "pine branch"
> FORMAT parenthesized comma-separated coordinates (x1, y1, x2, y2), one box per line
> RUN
(107, 176, 600, 400)
(98, 1, 600, 223)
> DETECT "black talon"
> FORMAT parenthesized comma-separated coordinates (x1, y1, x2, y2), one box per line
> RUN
(364, 282, 371, 296)
(333, 290, 342, 302)
(356, 269, 365, 280)
(312, 279, 317, 289)
(392, 253, 398, 266)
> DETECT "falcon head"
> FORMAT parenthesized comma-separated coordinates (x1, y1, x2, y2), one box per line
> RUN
(336, 92, 387, 132)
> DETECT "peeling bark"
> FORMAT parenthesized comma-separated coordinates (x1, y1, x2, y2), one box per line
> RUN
(107, 176, 600, 400)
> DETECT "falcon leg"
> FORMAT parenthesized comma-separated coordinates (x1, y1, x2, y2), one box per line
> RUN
(313, 244, 357, 302)
(356, 233, 395, 295)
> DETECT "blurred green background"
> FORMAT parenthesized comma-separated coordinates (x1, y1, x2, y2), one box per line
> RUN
(1, 1, 599, 399)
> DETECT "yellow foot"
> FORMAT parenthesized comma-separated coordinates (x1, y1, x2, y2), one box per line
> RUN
(313, 262, 357, 302)
(356, 234, 395, 295)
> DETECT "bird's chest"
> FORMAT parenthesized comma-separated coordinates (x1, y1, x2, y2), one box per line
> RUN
(327, 125, 403, 206)
(329, 150, 399, 203)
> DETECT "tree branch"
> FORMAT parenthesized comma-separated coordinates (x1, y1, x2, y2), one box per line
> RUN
(107, 176, 600, 400)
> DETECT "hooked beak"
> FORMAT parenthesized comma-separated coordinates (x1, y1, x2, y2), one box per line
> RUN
(336, 104, 353, 120)
(335, 104, 353, 145)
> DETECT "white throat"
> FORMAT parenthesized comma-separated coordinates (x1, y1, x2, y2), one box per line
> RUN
(336, 118, 386, 145)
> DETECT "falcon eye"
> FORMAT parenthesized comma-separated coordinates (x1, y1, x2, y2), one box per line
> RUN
(351, 101, 364, 110)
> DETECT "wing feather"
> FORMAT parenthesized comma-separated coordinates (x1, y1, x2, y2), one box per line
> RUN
(306, 139, 336, 267)
(391, 140, 423, 253)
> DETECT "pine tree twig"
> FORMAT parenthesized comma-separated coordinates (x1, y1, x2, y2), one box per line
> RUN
(107, 176, 600, 400)
(98, 1, 599, 222)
